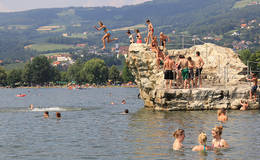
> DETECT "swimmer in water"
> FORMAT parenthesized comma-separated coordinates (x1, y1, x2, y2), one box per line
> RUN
(121, 99, 126, 104)
(29, 104, 34, 110)
(211, 126, 229, 149)
(56, 112, 61, 119)
(240, 99, 249, 111)
(44, 111, 49, 118)
(121, 109, 129, 115)
(94, 21, 118, 50)
(217, 108, 228, 122)
(111, 102, 115, 105)
(172, 129, 185, 150)
(192, 132, 212, 152)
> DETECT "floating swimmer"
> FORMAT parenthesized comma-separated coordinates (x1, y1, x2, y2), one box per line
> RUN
(172, 129, 185, 150)
(94, 21, 118, 50)
(121, 99, 126, 104)
(211, 126, 229, 149)
(192, 132, 212, 152)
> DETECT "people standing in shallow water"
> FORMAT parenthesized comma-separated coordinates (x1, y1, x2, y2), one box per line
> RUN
(211, 126, 229, 149)
(194, 51, 204, 88)
(94, 21, 118, 50)
(44, 111, 49, 118)
(135, 29, 142, 44)
(247, 73, 258, 101)
(192, 132, 212, 152)
(146, 19, 154, 45)
(173, 129, 185, 150)
(217, 108, 228, 122)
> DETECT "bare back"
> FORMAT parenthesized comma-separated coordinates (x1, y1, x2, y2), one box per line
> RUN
(180, 59, 188, 69)
(195, 56, 204, 68)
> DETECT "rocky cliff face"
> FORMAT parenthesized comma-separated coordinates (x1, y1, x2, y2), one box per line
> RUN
(126, 43, 259, 110)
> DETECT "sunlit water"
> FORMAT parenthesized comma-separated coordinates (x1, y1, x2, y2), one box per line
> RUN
(0, 88, 260, 160)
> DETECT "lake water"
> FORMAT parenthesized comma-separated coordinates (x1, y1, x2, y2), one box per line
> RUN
(0, 88, 260, 160)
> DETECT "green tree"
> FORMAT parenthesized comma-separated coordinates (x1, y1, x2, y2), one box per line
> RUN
(66, 61, 83, 83)
(122, 62, 135, 83)
(248, 51, 260, 72)
(109, 65, 121, 84)
(22, 56, 56, 85)
(239, 49, 252, 65)
(81, 58, 108, 84)
(7, 69, 22, 87)
(0, 66, 7, 86)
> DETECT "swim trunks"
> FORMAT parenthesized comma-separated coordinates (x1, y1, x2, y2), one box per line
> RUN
(182, 68, 189, 80)
(107, 31, 112, 35)
(161, 40, 166, 46)
(189, 69, 194, 79)
(195, 68, 203, 77)
(251, 85, 258, 94)
(164, 70, 174, 80)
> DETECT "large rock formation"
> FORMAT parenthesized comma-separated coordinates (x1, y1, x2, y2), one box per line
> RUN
(126, 43, 259, 111)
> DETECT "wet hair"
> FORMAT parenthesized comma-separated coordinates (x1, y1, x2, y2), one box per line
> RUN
(218, 108, 226, 116)
(127, 30, 131, 34)
(124, 109, 129, 113)
(179, 55, 185, 59)
(146, 19, 150, 23)
(212, 126, 223, 136)
(188, 57, 192, 61)
(135, 29, 140, 33)
(56, 112, 61, 118)
(44, 111, 49, 115)
(173, 129, 184, 138)
(196, 51, 200, 56)
(198, 132, 207, 145)
(98, 21, 103, 26)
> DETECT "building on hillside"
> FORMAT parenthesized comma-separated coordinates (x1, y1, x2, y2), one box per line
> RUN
(76, 44, 87, 48)
(117, 46, 129, 58)
(241, 24, 247, 28)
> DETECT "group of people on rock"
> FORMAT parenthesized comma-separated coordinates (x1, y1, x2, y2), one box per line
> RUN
(173, 109, 229, 151)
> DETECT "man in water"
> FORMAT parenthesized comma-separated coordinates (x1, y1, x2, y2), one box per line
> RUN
(179, 55, 189, 89)
(194, 51, 205, 88)
(160, 32, 171, 50)
(247, 73, 258, 101)
(44, 111, 49, 118)
(164, 55, 175, 89)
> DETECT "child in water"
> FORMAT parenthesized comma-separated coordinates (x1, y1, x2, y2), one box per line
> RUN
(192, 132, 212, 152)
(217, 108, 228, 122)
(172, 129, 185, 150)
(211, 126, 229, 149)
(94, 21, 118, 50)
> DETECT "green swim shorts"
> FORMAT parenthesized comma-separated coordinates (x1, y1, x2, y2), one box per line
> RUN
(182, 68, 189, 80)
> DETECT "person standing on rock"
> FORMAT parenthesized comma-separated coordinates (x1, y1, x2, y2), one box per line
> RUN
(135, 29, 142, 43)
(194, 51, 205, 88)
(188, 57, 195, 89)
(94, 21, 118, 50)
(146, 19, 154, 45)
(160, 32, 171, 50)
(179, 55, 189, 89)
(127, 30, 134, 44)
(164, 55, 175, 89)
(247, 73, 258, 101)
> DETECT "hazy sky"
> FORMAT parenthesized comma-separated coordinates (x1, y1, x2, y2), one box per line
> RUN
(0, 0, 151, 12)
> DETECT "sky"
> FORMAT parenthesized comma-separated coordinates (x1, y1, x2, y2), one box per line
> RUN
(0, 0, 151, 12)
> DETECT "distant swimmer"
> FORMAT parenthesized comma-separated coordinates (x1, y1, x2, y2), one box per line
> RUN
(172, 129, 185, 150)
(247, 73, 258, 101)
(56, 112, 61, 119)
(146, 19, 154, 45)
(121, 109, 129, 115)
(192, 132, 212, 152)
(29, 104, 34, 110)
(160, 32, 171, 50)
(121, 99, 126, 104)
(44, 111, 49, 118)
(211, 126, 229, 149)
(111, 102, 115, 105)
(94, 21, 118, 50)
(194, 51, 204, 88)
(217, 108, 228, 122)
(240, 99, 249, 111)
(135, 29, 142, 44)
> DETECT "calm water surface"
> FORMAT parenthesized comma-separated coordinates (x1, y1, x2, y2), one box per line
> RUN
(0, 88, 260, 160)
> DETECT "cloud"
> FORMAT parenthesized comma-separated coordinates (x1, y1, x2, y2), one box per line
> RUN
(0, 0, 152, 12)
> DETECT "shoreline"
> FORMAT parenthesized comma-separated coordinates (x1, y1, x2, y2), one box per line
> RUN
(0, 85, 138, 89)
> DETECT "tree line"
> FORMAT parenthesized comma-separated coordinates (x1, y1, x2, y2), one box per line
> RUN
(0, 56, 134, 87)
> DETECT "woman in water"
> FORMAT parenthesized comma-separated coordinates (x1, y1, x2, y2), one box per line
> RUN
(192, 132, 212, 152)
(135, 29, 142, 43)
(94, 21, 118, 50)
(217, 108, 228, 122)
(172, 129, 185, 150)
(211, 126, 229, 149)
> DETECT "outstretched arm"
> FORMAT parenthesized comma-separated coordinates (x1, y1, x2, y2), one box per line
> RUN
(94, 25, 104, 31)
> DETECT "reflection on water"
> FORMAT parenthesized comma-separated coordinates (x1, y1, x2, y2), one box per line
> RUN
(0, 88, 259, 160)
